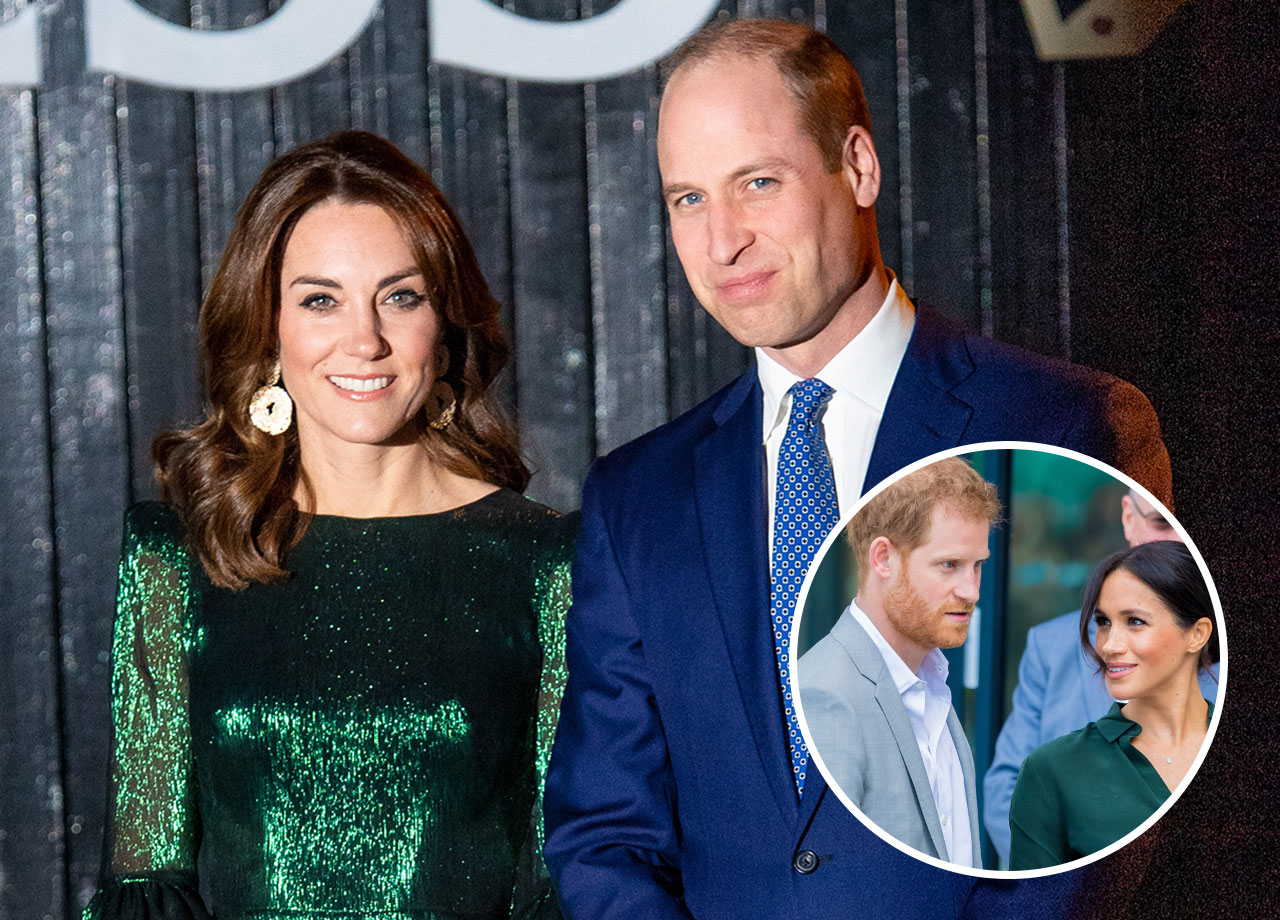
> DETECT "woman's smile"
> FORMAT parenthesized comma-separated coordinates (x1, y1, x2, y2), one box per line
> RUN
(327, 374, 397, 397)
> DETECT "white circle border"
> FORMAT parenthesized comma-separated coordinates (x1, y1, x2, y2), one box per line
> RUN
(790, 439, 1227, 880)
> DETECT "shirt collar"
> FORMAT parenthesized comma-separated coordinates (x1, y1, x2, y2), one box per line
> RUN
(757, 274, 916, 443)
(1094, 700, 1216, 744)
(1094, 702, 1141, 744)
(847, 600, 949, 695)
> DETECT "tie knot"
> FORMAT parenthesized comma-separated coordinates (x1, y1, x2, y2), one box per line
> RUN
(788, 378, 835, 416)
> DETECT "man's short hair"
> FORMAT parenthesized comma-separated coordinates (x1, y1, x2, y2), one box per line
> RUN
(661, 18, 871, 173)
(847, 458, 1002, 583)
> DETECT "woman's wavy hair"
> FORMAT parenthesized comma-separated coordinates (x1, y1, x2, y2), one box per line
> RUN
(154, 130, 529, 589)
(1078, 540, 1219, 675)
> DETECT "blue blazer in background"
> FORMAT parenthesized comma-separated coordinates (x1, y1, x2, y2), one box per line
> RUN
(984, 610, 1221, 864)
(543, 309, 1169, 919)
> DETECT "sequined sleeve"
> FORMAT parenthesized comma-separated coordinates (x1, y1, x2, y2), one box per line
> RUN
(510, 510, 577, 920)
(84, 504, 211, 920)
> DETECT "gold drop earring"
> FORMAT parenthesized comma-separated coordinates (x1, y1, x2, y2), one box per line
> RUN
(428, 380, 456, 430)
(428, 343, 455, 430)
(249, 360, 293, 435)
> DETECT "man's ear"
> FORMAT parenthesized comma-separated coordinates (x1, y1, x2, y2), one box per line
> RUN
(1120, 494, 1137, 544)
(868, 535, 895, 580)
(842, 125, 881, 209)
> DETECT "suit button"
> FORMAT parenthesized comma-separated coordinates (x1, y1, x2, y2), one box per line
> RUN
(793, 849, 819, 874)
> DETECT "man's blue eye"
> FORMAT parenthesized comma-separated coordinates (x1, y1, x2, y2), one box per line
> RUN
(749, 177, 774, 190)
(679, 192, 703, 206)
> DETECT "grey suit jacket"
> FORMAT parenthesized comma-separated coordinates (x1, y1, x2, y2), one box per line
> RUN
(798, 610, 982, 867)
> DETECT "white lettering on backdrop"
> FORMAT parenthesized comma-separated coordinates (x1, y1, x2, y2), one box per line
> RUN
(431, 0, 719, 82)
(0, 2, 40, 86)
(86, 0, 383, 90)
(0, 0, 1190, 88)
(1020, 0, 1189, 60)
(0, 0, 719, 90)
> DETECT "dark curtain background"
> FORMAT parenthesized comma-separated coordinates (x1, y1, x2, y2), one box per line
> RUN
(0, 0, 1274, 916)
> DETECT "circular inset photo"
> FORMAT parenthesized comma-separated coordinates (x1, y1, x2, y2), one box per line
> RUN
(792, 442, 1225, 878)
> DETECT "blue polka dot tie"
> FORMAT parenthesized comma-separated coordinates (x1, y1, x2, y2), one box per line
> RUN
(771, 377, 838, 796)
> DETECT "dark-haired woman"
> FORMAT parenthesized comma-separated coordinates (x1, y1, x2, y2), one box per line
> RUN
(1008, 540, 1218, 870)
(85, 131, 572, 919)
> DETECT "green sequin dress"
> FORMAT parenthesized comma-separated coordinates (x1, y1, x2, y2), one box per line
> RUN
(85, 491, 575, 920)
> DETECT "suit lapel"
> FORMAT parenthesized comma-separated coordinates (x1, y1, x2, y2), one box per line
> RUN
(948, 708, 981, 865)
(694, 372, 797, 822)
(872, 675, 949, 859)
(836, 616, 949, 859)
(862, 309, 976, 495)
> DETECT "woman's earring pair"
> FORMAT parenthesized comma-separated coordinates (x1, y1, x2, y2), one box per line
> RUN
(249, 356, 455, 434)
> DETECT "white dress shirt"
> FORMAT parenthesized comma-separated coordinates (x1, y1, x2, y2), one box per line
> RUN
(847, 601, 975, 868)
(758, 276, 915, 545)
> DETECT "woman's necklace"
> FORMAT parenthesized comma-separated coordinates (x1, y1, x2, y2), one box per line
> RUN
(1128, 695, 1209, 768)
(1135, 728, 1203, 769)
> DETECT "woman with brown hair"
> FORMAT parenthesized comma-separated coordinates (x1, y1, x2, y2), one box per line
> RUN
(85, 131, 572, 919)
(1008, 540, 1218, 870)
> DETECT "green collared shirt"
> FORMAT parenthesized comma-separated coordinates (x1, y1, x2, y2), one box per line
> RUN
(1008, 700, 1214, 870)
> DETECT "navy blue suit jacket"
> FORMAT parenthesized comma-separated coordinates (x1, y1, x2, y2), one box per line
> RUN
(543, 310, 1169, 919)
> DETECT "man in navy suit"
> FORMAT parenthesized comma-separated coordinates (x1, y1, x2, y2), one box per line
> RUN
(543, 18, 1170, 919)
(983, 490, 1218, 864)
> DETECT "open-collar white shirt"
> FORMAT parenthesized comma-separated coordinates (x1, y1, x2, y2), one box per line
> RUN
(758, 276, 915, 546)
(847, 601, 975, 868)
